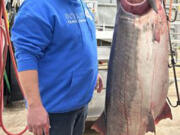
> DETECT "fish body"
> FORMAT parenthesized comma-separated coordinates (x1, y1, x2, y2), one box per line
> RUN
(92, 0, 172, 135)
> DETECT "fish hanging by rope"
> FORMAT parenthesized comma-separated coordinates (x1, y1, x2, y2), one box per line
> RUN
(92, 0, 172, 135)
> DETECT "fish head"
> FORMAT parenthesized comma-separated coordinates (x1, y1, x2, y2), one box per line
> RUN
(119, 0, 159, 15)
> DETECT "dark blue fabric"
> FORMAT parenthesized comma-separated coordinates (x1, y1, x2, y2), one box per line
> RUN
(11, 0, 98, 113)
(48, 106, 88, 135)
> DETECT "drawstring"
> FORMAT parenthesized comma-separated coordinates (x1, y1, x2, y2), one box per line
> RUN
(70, 3, 84, 45)
(71, 0, 94, 40)
(79, 0, 94, 39)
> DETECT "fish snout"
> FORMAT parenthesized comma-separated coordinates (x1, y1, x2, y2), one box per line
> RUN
(120, 0, 159, 15)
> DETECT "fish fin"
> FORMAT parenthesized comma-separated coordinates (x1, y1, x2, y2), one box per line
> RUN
(91, 112, 106, 135)
(155, 101, 173, 124)
(146, 112, 156, 133)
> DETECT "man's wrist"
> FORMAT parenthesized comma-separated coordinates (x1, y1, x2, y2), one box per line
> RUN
(28, 100, 43, 108)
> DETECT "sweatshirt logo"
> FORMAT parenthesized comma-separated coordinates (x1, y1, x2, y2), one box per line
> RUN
(65, 9, 93, 24)
(65, 13, 86, 24)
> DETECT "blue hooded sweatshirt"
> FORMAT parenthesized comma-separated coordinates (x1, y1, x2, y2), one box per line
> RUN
(11, 0, 98, 113)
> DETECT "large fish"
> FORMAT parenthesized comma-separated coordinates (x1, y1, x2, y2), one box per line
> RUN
(92, 0, 172, 135)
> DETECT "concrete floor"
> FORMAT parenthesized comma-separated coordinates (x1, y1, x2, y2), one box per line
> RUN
(0, 95, 179, 135)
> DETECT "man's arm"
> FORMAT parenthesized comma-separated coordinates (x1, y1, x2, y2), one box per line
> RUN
(11, 1, 53, 135)
(19, 70, 41, 106)
(19, 70, 50, 135)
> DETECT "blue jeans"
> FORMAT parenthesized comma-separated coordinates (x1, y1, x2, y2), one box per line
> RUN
(48, 106, 88, 135)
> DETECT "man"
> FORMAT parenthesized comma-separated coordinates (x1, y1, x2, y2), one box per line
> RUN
(11, 0, 103, 135)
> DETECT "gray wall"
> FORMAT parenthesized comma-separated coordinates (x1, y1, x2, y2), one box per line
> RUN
(97, 3, 117, 26)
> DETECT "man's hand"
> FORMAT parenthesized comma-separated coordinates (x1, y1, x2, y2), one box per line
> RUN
(18, 70, 50, 135)
(28, 104, 50, 135)
(95, 74, 103, 93)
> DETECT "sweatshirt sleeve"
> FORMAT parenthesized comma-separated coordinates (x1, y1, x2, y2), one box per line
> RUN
(11, 3, 53, 72)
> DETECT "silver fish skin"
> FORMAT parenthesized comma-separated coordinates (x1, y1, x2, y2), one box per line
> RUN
(92, 0, 172, 135)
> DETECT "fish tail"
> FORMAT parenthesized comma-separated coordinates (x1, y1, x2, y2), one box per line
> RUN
(146, 112, 156, 133)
